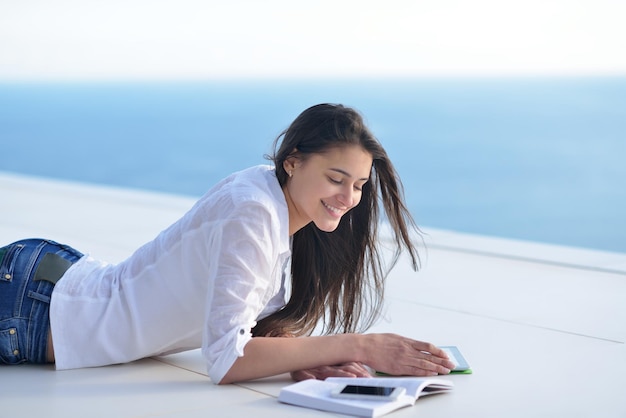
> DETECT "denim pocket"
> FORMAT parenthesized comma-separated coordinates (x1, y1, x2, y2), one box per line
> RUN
(0, 243, 25, 283)
(0, 322, 25, 364)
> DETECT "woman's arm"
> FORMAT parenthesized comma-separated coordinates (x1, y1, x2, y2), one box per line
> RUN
(219, 333, 455, 384)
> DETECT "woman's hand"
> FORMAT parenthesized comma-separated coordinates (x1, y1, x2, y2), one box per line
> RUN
(290, 362, 372, 381)
(360, 333, 456, 377)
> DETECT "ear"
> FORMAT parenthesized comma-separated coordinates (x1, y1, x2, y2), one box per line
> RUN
(283, 157, 297, 174)
(283, 149, 300, 174)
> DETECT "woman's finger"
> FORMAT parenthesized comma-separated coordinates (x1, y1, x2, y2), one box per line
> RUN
(291, 369, 317, 381)
(335, 362, 371, 377)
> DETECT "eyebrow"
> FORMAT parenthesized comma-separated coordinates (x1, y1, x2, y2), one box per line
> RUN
(329, 168, 370, 182)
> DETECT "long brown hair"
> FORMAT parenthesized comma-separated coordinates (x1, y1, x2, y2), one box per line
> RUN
(253, 103, 420, 337)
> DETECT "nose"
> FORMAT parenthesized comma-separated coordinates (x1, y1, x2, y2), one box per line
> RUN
(337, 186, 356, 208)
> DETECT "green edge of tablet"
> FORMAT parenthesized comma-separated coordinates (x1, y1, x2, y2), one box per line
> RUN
(375, 369, 472, 376)
(449, 368, 473, 374)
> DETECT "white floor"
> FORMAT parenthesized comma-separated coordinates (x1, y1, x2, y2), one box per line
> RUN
(2, 171, 625, 418)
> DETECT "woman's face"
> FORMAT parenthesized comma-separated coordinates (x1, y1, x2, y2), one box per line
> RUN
(283, 145, 373, 235)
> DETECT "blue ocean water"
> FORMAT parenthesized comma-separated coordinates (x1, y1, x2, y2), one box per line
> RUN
(1, 77, 625, 253)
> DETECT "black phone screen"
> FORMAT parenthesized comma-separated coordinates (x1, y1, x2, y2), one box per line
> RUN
(340, 385, 397, 396)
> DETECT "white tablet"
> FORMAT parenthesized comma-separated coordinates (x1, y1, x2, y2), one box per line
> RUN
(440, 346, 471, 372)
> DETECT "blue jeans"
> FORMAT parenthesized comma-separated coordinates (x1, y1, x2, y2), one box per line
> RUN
(0, 239, 83, 364)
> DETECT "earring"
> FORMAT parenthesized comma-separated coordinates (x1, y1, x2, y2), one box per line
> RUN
(288, 170, 293, 177)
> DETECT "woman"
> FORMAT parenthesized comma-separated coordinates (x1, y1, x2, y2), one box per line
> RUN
(0, 103, 455, 384)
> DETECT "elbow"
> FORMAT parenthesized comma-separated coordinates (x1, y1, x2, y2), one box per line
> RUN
(217, 374, 235, 385)
(217, 367, 240, 385)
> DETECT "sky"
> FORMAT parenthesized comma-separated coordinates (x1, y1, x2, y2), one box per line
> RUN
(1, 0, 626, 80)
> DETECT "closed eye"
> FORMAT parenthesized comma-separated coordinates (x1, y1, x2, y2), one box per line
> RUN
(329, 176, 365, 192)
(328, 177, 342, 185)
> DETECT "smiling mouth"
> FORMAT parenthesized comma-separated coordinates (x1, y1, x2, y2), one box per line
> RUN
(322, 201, 344, 216)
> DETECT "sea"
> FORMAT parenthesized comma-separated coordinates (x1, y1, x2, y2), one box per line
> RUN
(1, 77, 625, 253)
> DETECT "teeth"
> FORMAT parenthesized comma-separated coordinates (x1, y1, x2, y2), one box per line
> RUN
(323, 201, 342, 214)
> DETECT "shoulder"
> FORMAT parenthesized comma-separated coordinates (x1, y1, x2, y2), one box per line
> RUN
(200, 166, 290, 258)
(192, 165, 289, 236)
(213, 166, 284, 211)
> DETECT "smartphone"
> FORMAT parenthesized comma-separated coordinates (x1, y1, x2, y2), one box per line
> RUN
(330, 384, 406, 401)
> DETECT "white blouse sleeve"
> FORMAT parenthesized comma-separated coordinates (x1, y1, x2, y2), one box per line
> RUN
(202, 201, 285, 383)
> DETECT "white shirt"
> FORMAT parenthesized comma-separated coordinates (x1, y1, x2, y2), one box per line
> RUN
(50, 165, 292, 383)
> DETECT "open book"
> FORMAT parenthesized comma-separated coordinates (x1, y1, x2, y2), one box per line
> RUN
(278, 377, 454, 418)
